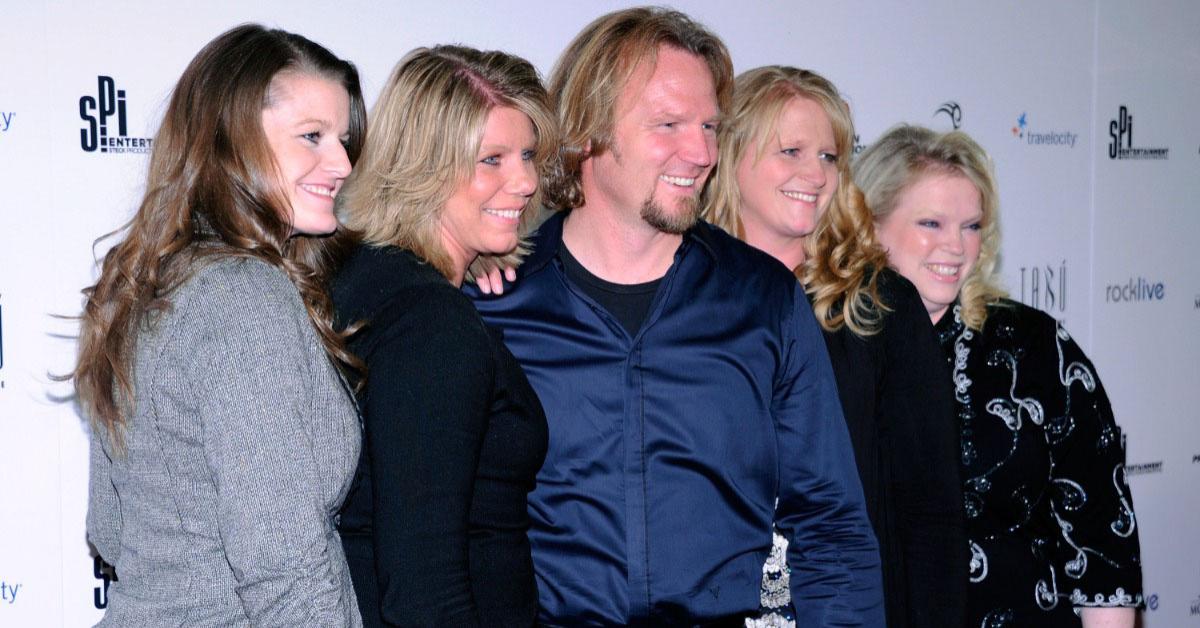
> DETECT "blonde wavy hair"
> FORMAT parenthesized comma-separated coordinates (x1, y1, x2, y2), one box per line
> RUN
(703, 66, 889, 336)
(853, 124, 1006, 330)
(337, 45, 556, 280)
(543, 6, 733, 210)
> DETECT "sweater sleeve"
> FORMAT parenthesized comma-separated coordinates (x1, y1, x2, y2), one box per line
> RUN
(86, 426, 121, 565)
(358, 285, 493, 627)
(190, 262, 356, 626)
(879, 277, 968, 627)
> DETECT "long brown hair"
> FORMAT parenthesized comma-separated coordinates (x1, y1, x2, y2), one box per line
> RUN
(704, 66, 890, 336)
(70, 24, 367, 447)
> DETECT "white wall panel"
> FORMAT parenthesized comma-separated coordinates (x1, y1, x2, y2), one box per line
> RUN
(0, 1, 1194, 624)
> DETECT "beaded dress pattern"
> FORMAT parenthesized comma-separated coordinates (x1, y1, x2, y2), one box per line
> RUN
(934, 300, 1142, 627)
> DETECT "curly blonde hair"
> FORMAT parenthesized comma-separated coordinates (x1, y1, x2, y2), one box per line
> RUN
(703, 66, 889, 336)
(853, 124, 1007, 329)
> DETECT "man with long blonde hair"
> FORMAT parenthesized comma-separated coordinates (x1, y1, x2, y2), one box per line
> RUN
(472, 7, 883, 625)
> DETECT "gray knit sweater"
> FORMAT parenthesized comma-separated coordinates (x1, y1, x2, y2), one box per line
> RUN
(87, 256, 362, 627)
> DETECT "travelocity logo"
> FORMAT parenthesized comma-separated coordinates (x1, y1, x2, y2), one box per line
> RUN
(0, 579, 21, 605)
(1012, 112, 1077, 148)
(0, 110, 13, 135)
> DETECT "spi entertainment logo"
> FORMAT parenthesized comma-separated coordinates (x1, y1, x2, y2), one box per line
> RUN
(93, 557, 117, 609)
(934, 101, 963, 129)
(1107, 105, 1168, 160)
(79, 76, 152, 154)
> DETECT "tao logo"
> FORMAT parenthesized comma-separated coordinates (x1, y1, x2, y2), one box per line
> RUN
(1019, 260, 1067, 314)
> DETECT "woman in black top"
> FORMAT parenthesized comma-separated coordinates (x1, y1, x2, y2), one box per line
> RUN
(332, 46, 555, 627)
(703, 67, 966, 628)
(858, 124, 1143, 627)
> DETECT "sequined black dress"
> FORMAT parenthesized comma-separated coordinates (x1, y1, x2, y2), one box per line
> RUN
(934, 299, 1143, 627)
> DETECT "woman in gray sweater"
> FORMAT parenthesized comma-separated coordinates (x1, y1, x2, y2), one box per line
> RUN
(71, 24, 367, 626)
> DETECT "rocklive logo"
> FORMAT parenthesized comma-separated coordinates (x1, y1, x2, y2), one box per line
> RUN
(79, 76, 152, 154)
(1105, 277, 1165, 303)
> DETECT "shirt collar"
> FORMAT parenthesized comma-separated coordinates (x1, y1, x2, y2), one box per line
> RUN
(522, 209, 720, 278)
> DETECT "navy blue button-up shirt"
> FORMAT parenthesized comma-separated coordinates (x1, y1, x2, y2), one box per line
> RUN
(470, 212, 884, 626)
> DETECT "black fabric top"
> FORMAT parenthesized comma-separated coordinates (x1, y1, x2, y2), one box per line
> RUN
(558, 240, 663, 338)
(820, 269, 967, 628)
(333, 244, 548, 628)
(934, 298, 1142, 626)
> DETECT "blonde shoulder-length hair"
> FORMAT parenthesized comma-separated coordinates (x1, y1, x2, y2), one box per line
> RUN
(703, 65, 890, 336)
(337, 45, 557, 280)
(853, 124, 1007, 330)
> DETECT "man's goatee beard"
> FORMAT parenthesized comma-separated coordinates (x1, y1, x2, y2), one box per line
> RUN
(641, 196, 700, 235)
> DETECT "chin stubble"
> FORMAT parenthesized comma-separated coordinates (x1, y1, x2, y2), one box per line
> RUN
(641, 195, 700, 235)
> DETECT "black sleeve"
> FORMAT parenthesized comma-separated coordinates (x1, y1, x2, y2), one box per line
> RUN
(879, 277, 968, 627)
(359, 285, 492, 627)
(1029, 313, 1143, 608)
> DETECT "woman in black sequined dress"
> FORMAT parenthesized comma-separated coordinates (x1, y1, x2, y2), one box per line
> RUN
(856, 125, 1143, 628)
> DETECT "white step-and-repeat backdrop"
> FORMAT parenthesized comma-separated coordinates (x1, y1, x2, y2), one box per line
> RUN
(1, 1, 1196, 625)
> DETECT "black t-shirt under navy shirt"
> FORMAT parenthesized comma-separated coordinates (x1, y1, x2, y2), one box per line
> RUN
(559, 242, 662, 338)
